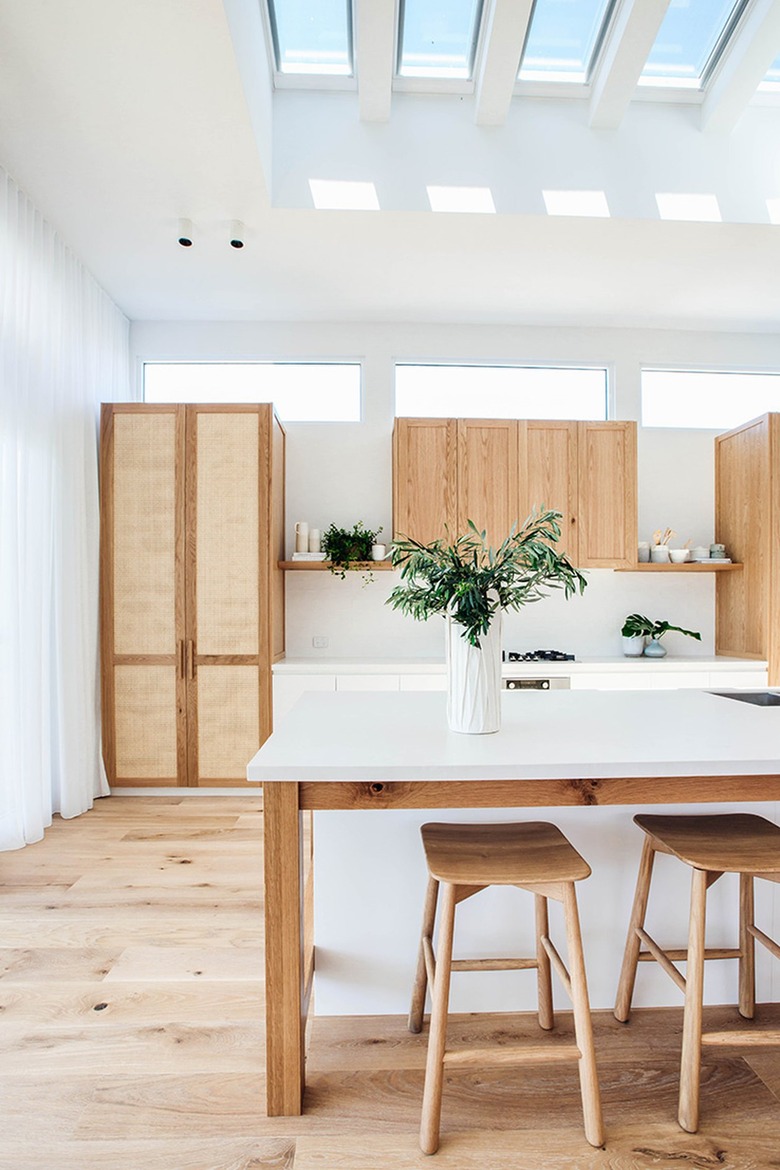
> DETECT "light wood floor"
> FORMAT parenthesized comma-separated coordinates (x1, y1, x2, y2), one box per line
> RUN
(1, 796, 779, 1169)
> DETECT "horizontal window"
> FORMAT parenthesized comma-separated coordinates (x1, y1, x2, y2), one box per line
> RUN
(143, 362, 361, 422)
(395, 364, 608, 419)
(642, 369, 780, 429)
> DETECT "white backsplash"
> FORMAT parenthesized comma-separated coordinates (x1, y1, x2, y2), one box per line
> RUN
(284, 567, 716, 660)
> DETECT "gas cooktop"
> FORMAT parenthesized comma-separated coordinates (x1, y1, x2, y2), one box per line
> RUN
(504, 650, 576, 663)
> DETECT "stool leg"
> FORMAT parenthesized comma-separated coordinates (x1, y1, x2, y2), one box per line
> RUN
(614, 836, 656, 1023)
(420, 881, 456, 1155)
(679, 866, 707, 1133)
(738, 872, 756, 1020)
(535, 893, 554, 1031)
(563, 882, 604, 1148)
(409, 876, 439, 1033)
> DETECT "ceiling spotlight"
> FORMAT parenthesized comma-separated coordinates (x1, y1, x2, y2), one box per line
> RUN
(229, 220, 245, 249)
(177, 218, 194, 247)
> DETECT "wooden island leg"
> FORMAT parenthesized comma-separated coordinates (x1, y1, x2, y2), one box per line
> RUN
(263, 781, 306, 1115)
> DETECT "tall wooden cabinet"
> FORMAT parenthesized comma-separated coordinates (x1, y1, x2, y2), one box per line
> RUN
(393, 416, 636, 568)
(100, 403, 285, 787)
(715, 412, 780, 683)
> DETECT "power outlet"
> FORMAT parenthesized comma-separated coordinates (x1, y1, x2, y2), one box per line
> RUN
(312, 636, 329, 649)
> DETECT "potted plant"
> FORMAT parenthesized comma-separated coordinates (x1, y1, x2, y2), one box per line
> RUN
(387, 510, 587, 734)
(622, 613, 701, 659)
(321, 521, 382, 579)
(621, 613, 653, 657)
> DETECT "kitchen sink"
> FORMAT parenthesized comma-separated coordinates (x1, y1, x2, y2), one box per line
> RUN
(710, 691, 780, 707)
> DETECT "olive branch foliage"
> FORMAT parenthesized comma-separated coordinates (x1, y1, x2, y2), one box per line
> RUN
(387, 508, 587, 648)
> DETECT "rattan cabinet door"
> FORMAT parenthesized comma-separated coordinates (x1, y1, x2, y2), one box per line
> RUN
(186, 407, 272, 786)
(101, 406, 186, 785)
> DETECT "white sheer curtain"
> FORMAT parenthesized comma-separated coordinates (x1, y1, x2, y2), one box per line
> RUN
(0, 166, 130, 851)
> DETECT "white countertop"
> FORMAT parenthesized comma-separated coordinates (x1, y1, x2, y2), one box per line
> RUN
(247, 688, 780, 783)
(272, 655, 767, 676)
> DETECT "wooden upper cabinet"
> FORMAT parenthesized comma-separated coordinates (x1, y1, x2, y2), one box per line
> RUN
(576, 421, 637, 569)
(393, 418, 457, 544)
(457, 420, 519, 543)
(518, 421, 579, 563)
(394, 415, 637, 568)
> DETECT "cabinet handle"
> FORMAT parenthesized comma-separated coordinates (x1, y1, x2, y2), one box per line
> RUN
(178, 640, 185, 678)
(187, 640, 195, 680)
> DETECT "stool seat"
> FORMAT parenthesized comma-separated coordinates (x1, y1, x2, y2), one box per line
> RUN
(411, 820, 603, 1154)
(421, 821, 592, 886)
(634, 813, 780, 874)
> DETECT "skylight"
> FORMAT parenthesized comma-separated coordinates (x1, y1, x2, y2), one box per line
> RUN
(426, 185, 496, 213)
(760, 51, 780, 91)
(518, 0, 616, 84)
(397, 0, 484, 80)
(543, 190, 611, 217)
(267, 0, 352, 76)
(639, 0, 749, 90)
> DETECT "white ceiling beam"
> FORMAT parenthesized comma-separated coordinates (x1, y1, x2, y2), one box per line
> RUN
(701, 0, 780, 133)
(222, 0, 274, 200)
(474, 0, 534, 127)
(355, 0, 396, 122)
(589, 0, 671, 130)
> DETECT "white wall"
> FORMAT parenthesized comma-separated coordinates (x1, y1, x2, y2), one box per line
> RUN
(130, 320, 780, 659)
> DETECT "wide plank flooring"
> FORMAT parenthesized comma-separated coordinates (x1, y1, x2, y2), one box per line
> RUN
(1, 795, 779, 1169)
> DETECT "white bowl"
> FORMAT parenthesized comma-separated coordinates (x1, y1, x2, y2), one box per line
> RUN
(669, 549, 689, 563)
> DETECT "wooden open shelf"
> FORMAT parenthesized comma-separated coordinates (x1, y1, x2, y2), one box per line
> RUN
(279, 561, 394, 571)
(616, 562, 742, 572)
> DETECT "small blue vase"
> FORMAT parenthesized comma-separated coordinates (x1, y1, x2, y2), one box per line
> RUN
(643, 638, 667, 658)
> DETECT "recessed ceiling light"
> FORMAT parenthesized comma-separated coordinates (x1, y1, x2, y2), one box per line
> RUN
(308, 180, 380, 211)
(542, 190, 611, 218)
(655, 193, 722, 222)
(426, 186, 496, 214)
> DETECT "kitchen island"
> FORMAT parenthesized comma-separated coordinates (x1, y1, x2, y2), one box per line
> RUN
(247, 687, 780, 1116)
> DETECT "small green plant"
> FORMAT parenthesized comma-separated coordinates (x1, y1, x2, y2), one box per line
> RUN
(321, 521, 382, 579)
(621, 613, 701, 643)
(387, 509, 587, 648)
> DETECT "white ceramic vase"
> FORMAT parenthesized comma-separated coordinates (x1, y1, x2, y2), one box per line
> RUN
(445, 610, 502, 734)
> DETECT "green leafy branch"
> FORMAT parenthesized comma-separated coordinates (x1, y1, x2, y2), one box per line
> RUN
(387, 509, 587, 647)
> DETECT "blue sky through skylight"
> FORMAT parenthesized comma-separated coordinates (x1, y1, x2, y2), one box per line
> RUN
(640, 0, 747, 88)
(397, 0, 483, 79)
(519, 0, 615, 83)
(267, 0, 351, 75)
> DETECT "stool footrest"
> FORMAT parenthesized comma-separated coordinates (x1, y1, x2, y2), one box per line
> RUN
(701, 1030, 780, 1048)
(749, 924, 780, 962)
(637, 946, 741, 963)
(541, 934, 572, 999)
(443, 1043, 582, 1068)
(636, 928, 687, 993)
(450, 957, 538, 972)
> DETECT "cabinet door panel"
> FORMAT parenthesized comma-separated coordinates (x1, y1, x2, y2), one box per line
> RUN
(457, 420, 519, 544)
(518, 421, 578, 563)
(715, 417, 770, 659)
(393, 418, 457, 544)
(112, 412, 178, 656)
(194, 412, 260, 656)
(196, 665, 260, 782)
(577, 421, 637, 568)
(114, 666, 179, 780)
(102, 406, 186, 787)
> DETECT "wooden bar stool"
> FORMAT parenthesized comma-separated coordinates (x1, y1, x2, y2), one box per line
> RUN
(614, 812, 780, 1133)
(408, 820, 604, 1154)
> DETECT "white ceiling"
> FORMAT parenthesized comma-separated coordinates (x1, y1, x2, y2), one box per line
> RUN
(1, 0, 779, 331)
